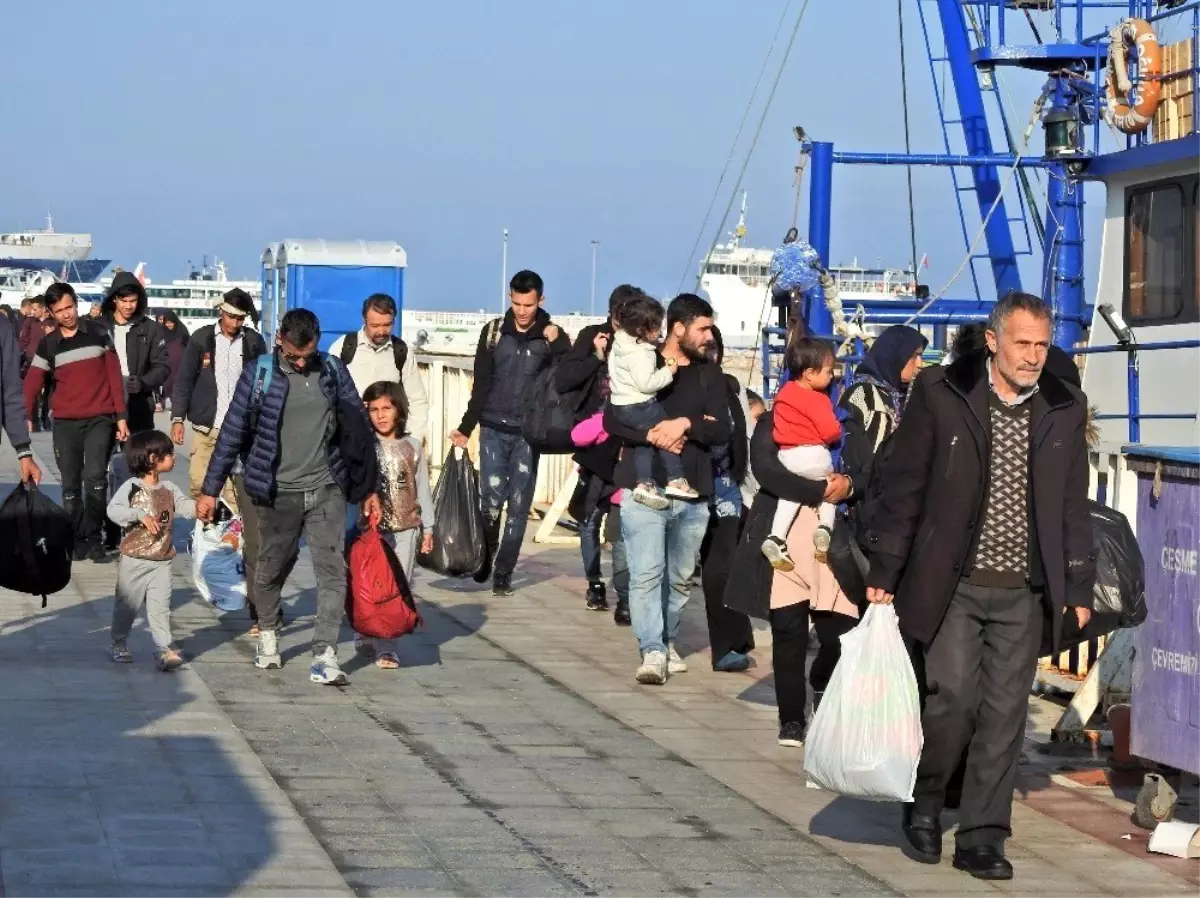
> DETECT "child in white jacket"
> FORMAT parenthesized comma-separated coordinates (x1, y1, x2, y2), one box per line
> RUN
(607, 295, 698, 509)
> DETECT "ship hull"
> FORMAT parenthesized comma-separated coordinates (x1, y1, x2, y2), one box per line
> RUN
(0, 258, 110, 281)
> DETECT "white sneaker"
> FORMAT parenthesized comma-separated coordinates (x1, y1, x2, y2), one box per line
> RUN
(667, 643, 688, 674)
(635, 650, 669, 685)
(254, 630, 281, 670)
(310, 646, 348, 685)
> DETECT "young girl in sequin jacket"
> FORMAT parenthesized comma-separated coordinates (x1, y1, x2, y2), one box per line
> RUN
(355, 380, 436, 669)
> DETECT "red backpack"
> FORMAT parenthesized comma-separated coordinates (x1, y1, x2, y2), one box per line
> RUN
(345, 527, 421, 639)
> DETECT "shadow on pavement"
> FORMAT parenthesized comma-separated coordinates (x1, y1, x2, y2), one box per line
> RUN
(0, 480, 278, 897)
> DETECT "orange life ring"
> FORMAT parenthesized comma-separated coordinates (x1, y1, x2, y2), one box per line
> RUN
(1106, 18, 1162, 135)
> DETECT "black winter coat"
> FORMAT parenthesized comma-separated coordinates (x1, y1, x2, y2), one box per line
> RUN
(171, 325, 268, 429)
(864, 355, 1096, 650)
(724, 410, 827, 621)
(555, 319, 620, 481)
(101, 272, 170, 434)
(458, 309, 570, 436)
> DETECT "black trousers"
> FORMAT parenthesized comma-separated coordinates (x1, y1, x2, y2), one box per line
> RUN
(769, 602, 859, 726)
(700, 515, 755, 664)
(53, 415, 116, 549)
(913, 581, 1043, 850)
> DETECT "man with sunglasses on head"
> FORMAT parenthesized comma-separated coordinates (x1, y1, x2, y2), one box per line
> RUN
(197, 309, 380, 686)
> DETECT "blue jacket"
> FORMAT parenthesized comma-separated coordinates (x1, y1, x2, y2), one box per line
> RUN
(0, 315, 31, 459)
(202, 349, 374, 505)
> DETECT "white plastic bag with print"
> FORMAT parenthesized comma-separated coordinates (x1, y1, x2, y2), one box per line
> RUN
(189, 516, 247, 613)
(802, 604, 923, 802)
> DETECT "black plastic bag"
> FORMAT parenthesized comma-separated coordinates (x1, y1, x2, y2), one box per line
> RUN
(1090, 500, 1146, 627)
(0, 483, 75, 606)
(1039, 500, 1147, 656)
(417, 448, 487, 577)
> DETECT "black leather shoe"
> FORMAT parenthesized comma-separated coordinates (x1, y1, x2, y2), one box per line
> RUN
(613, 600, 631, 627)
(952, 846, 1013, 881)
(901, 806, 942, 864)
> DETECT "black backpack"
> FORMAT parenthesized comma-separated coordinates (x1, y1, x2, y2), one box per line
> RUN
(340, 334, 408, 374)
(0, 483, 75, 607)
(522, 358, 592, 454)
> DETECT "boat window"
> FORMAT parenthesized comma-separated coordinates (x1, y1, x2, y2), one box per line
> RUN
(1125, 181, 1191, 324)
(1195, 181, 1199, 312)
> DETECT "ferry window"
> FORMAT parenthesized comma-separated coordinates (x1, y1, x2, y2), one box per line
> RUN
(1125, 182, 1189, 323)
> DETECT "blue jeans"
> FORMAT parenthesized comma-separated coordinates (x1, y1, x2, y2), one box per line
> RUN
(620, 493, 711, 656)
(611, 400, 683, 485)
(479, 427, 539, 578)
(580, 504, 629, 602)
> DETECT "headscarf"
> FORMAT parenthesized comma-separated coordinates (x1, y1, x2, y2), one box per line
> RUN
(159, 308, 190, 344)
(843, 325, 928, 441)
(855, 325, 928, 392)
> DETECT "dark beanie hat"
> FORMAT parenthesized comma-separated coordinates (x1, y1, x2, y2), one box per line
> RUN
(1044, 345, 1082, 390)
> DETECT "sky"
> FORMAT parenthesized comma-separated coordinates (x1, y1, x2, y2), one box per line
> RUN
(4, 0, 1122, 314)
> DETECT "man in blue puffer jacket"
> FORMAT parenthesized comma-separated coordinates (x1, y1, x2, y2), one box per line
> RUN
(197, 308, 379, 685)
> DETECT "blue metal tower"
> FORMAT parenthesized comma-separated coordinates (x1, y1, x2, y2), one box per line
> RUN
(798, 1, 1123, 350)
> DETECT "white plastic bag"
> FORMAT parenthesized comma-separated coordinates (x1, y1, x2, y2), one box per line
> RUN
(802, 604, 923, 802)
(189, 520, 247, 612)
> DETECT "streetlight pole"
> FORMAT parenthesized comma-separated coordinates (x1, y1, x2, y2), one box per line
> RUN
(589, 239, 599, 316)
(501, 229, 509, 314)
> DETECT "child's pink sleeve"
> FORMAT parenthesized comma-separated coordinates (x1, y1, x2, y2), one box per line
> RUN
(572, 411, 608, 447)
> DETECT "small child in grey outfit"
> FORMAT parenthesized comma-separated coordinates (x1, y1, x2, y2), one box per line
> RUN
(107, 430, 196, 671)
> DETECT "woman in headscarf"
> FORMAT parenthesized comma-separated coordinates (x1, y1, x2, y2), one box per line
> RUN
(158, 309, 190, 413)
(698, 326, 757, 671)
(839, 324, 928, 495)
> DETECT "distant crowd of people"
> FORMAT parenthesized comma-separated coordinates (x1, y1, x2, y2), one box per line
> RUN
(0, 266, 1096, 883)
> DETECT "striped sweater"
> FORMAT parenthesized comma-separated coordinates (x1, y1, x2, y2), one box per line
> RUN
(24, 321, 127, 422)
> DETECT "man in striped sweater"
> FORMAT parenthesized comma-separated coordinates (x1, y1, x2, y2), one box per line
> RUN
(24, 283, 129, 562)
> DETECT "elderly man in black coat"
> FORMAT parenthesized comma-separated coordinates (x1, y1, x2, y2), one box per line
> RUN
(864, 292, 1095, 882)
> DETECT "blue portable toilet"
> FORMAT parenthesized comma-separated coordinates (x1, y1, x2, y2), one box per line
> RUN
(263, 239, 407, 350)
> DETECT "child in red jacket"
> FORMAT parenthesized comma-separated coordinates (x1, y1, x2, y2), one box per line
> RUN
(762, 337, 841, 572)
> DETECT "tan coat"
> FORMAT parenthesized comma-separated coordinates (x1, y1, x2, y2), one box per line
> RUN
(769, 505, 860, 617)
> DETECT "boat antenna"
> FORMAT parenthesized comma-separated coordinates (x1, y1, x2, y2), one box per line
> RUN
(731, 192, 747, 249)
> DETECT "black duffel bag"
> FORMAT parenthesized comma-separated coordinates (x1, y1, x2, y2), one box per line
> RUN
(0, 483, 75, 607)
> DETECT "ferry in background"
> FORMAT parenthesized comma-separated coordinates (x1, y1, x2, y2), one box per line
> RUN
(698, 196, 916, 348)
(120, 258, 262, 327)
(0, 217, 110, 282)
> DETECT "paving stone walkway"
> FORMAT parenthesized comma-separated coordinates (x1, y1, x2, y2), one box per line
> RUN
(0, 427, 1194, 897)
